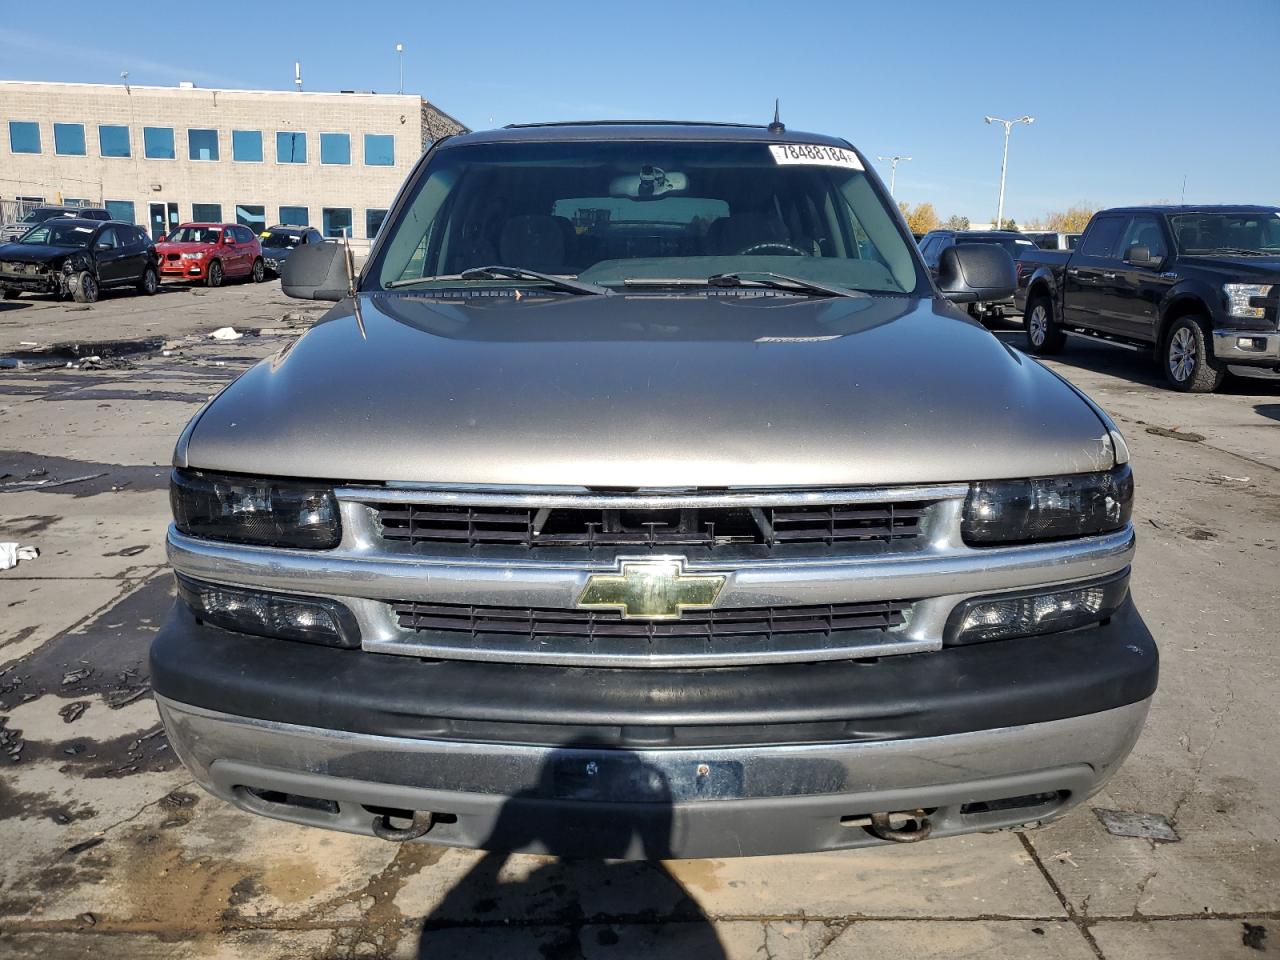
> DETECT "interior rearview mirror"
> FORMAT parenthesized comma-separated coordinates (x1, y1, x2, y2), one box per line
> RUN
(936, 244, 1016, 304)
(281, 240, 348, 301)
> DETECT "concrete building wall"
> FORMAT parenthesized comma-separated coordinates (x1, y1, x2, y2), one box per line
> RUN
(0, 81, 466, 251)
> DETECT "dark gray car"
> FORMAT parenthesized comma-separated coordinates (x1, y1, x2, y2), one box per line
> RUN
(259, 224, 324, 276)
(152, 122, 1155, 858)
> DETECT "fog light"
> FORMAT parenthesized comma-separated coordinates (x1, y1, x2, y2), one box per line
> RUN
(946, 572, 1128, 645)
(176, 575, 359, 648)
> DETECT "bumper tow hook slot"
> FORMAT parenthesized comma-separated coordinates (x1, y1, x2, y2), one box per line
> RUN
(869, 810, 933, 843)
(372, 810, 436, 842)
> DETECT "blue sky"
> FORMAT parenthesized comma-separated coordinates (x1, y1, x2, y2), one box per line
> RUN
(2, 0, 1276, 223)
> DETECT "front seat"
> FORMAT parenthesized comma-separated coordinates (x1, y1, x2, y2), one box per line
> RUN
(499, 215, 566, 274)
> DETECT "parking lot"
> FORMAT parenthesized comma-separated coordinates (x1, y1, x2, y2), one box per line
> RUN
(0, 283, 1277, 959)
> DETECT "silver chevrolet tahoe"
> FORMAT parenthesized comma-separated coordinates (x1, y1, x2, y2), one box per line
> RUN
(153, 121, 1156, 858)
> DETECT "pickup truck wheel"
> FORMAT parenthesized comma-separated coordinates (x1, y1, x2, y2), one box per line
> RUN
(137, 266, 158, 296)
(71, 272, 99, 304)
(1024, 295, 1065, 354)
(205, 261, 224, 288)
(1164, 316, 1224, 393)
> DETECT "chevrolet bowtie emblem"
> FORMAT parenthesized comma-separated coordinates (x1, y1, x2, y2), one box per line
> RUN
(577, 559, 726, 620)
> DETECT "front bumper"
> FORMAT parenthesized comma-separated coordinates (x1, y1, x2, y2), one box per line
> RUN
(157, 694, 1151, 859)
(152, 597, 1157, 857)
(1213, 328, 1280, 367)
(160, 259, 208, 279)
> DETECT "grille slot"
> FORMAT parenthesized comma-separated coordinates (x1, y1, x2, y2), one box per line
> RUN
(377, 502, 927, 551)
(392, 599, 910, 642)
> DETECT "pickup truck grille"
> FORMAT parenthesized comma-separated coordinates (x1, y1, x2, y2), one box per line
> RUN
(392, 599, 910, 642)
(376, 501, 928, 551)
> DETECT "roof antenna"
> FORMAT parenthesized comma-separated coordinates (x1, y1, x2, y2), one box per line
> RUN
(767, 99, 785, 135)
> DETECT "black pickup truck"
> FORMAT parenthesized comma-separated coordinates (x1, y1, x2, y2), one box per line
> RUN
(1016, 206, 1280, 391)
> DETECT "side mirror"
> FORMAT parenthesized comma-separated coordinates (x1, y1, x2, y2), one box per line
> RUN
(281, 240, 348, 301)
(1123, 245, 1156, 266)
(936, 244, 1016, 304)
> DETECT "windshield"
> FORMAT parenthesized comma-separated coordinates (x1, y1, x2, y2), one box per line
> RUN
(167, 226, 222, 244)
(19, 222, 96, 248)
(19, 207, 69, 224)
(956, 236, 1036, 258)
(370, 139, 925, 295)
(262, 232, 301, 249)
(1170, 212, 1280, 256)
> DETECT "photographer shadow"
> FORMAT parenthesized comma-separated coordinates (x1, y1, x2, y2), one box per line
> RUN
(414, 742, 728, 958)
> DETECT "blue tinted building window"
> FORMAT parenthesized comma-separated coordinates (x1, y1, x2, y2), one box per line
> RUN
(143, 127, 175, 159)
(54, 123, 86, 156)
(9, 121, 40, 154)
(279, 205, 309, 226)
(99, 125, 131, 157)
(192, 203, 223, 222)
(276, 131, 306, 163)
(105, 200, 136, 223)
(188, 128, 219, 161)
(364, 134, 394, 166)
(236, 205, 266, 232)
(320, 133, 350, 165)
(366, 208, 388, 239)
(232, 130, 263, 162)
(322, 207, 352, 237)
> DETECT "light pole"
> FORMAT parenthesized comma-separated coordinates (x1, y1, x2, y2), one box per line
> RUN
(876, 155, 911, 197)
(395, 43, 404, 94)
(983, 115, 1033, 228)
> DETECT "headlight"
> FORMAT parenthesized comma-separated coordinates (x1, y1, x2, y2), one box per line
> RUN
(962, 464, 1132, 545)
(176, 575, 358, 648)
(946, 572, 1129, 645)
(181, 251, 205, 260)
(1223, 283, 1273, 319)
(170, 469, 341, 548)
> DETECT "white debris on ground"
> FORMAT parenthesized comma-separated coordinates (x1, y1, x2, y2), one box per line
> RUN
(0, 543, 39, 570)
(208, 327, 243, 341)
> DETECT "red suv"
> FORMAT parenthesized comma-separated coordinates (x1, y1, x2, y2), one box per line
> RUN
(156, 223, 265, 287)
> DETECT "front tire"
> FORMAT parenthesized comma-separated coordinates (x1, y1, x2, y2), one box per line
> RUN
(72, 272, 99, 304)
(1024, 294, 1066, 354)
(250, 257, 265, 283)
(138, 266, 158, 296)
(205, 260, 224, 288)
(1164, 316, 1224, 393)
(2, 289, 19, 300)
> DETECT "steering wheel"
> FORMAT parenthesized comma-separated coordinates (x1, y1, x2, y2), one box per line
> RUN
(737, 241, 811, 257)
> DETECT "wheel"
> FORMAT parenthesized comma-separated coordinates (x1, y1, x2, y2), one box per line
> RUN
(71, 272, 99, 304)
(137, 266, 158, 296)
(1024, 293, 1066, 354)
(2, 289, 19, 300)
(205, 260, 224, 287)
(1164, 316, 1224, 393)
(250, 257, 265, 283)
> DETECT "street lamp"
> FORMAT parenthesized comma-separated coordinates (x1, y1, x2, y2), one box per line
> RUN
(983, 115, 1033, 229)
(395, 43, 404, 94)
(876, 155, 912, 197)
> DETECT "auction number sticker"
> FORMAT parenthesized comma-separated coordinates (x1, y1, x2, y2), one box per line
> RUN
(769, 144, 864, 170)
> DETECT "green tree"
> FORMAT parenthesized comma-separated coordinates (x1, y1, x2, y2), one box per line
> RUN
(943, 214, 970, 231)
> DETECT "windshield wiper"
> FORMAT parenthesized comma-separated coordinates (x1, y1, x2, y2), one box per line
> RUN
(705, 271, 868, 299)
(386, 265, 608, 295)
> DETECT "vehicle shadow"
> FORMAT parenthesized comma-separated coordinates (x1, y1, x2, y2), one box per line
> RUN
(991, 315, 1280, 395)
(412, 743, 727, 958)
(1257, 404, 1280, 422)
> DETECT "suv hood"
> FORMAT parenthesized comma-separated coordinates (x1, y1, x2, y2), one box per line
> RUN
(0, 243, 82, 265)
(156, 241, 215, 254)
(181, 292, 1115, 487)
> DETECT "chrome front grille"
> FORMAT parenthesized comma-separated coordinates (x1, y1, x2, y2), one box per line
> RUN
(375, 500, 928, 554)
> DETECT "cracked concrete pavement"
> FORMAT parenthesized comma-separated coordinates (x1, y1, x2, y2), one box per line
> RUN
(1, 287, 1277, 958)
